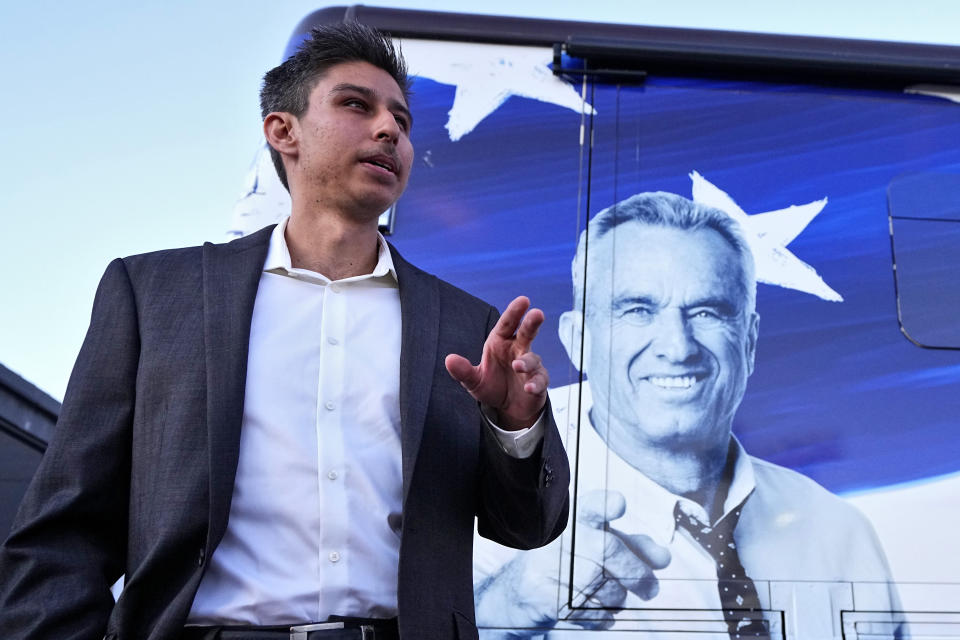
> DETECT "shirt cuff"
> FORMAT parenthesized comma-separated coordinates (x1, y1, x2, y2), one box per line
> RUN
(480, 405, 546, 459)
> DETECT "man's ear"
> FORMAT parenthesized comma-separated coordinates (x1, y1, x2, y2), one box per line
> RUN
(558, 310, 589, 373)
(745, 311, 760, 376)
(263, 112, 299, 158)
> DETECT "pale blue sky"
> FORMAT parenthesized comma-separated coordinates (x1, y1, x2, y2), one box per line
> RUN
(2, 0, 958, 400)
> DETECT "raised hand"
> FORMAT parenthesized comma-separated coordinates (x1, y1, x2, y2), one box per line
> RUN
(445, 296, 549, 430)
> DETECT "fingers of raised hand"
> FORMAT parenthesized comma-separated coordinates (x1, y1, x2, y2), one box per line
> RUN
(514, 306, 545, 351)
(493, 296, 531, 339)
(510, 351, 542, 374)
(444, 353, 480, 390)
(511, 352, 548, 394)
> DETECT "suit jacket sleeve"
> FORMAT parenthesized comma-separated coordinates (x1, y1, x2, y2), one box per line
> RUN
(0, 258, 138, 638)
(474, 307, 570, 551)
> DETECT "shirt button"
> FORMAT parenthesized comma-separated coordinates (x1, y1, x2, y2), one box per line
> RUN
(330, 284, 341, 293)
(329, 551, 341, 563)
(325, 401, 336, 411)
(327, 470, 338, 480)
(327, 336, 339, 345)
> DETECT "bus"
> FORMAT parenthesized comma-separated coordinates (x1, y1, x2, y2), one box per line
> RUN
(232, 7, 960, 638)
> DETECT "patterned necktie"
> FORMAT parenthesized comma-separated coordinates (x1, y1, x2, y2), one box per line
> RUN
(674, 500, 771, 639)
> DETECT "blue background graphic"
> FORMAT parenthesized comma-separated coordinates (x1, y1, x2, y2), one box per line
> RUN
(388, 73, 960, 495)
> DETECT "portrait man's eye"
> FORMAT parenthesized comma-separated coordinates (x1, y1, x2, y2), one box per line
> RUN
(688, 307, 731, 324)
(619, 305, 655, 323)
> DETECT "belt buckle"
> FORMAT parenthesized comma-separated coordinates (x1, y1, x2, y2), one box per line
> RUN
(289, 622, 345, 640)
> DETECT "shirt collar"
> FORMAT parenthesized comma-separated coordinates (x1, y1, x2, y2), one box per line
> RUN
(673, 435, 755, 525)
(720, 435, 756, 517)
(263, 216, 398, 284)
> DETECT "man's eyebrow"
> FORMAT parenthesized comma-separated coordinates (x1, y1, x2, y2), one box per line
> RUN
(329, 82, 374, 98)
(330, 83, 413, 127)
(684, 297, 739, 315)
(611, 295, 659, 310)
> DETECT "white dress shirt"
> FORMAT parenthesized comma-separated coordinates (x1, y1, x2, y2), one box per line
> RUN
(188, 218, 542, 625)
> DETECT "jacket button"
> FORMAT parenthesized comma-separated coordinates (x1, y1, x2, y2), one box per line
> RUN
(198, 547, 206, 566)
(543, 467, 554, 487)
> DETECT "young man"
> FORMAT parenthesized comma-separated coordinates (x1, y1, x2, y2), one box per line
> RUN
(0, 23, 569, 640)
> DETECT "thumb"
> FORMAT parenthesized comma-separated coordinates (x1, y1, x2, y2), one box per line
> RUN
(577, 489, 627, 529)
(445, 353, 480, 390)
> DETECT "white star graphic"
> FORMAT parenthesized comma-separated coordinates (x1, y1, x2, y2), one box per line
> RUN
(905, 84, 960, 104)
(401, 39, 596, 141)
(690, 171, 843, 302)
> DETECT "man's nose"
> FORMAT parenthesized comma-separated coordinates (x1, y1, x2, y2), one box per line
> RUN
(650, 310, 698, 362)
(374, 109, 400, 143)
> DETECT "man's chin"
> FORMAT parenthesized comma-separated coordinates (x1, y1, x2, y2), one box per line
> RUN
(630, 410, 719, 448)
(345, 193, 400, 224)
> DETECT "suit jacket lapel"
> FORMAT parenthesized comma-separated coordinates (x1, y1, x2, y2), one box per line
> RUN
(202, 225, 273, 550)
(390, 243, 439, 502)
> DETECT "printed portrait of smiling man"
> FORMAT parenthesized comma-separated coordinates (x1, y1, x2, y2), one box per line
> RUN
(562, 194, 758, 502)
(473, 191, 904, 640)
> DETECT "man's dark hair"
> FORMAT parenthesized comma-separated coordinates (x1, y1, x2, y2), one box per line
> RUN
(259, 22, 410, 191)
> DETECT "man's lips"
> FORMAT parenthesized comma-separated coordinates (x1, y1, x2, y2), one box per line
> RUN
(641, 372, 707, 390)
(360, 152, 399, 175)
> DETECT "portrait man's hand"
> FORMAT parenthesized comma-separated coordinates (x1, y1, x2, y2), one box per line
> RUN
(577, 490, 671, 607)
(445, 296, 549, 429)
(475, 489, 671, 635)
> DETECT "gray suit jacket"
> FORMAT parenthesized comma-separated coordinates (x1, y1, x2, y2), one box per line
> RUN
(0, 226, 570, 640)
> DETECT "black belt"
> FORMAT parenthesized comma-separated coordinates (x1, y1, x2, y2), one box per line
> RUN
(182, 616, 399, 640)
